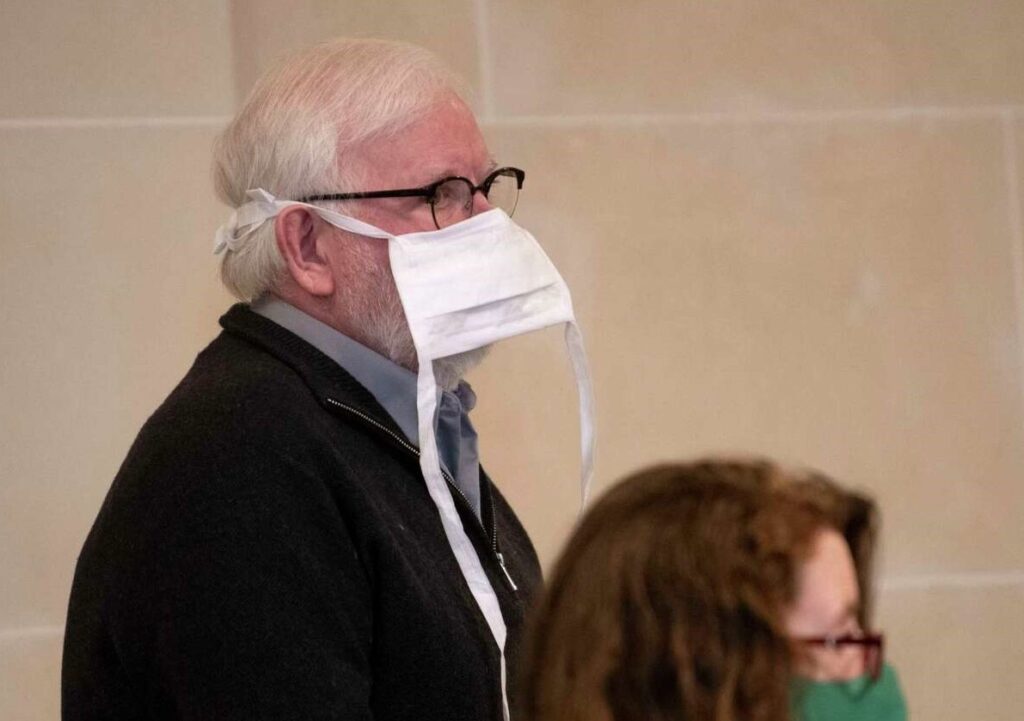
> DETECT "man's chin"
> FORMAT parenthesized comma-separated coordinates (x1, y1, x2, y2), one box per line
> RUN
(433, 345, 491, 391)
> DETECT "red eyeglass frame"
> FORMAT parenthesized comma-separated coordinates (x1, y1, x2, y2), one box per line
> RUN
(796, 632, 885, 681)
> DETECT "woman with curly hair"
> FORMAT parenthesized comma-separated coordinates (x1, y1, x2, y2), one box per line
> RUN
(520, 458, 907, 721)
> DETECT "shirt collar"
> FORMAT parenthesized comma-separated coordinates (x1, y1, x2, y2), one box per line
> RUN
(250, 296, 471, 445)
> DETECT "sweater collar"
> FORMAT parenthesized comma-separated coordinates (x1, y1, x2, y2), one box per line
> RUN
(218, 303, 409, 443)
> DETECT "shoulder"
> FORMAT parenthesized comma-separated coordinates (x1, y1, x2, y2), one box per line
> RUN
(87, 332, 366, 569)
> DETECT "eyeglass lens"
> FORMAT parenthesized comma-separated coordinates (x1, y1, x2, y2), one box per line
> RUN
(430, 169, 520, 228)
(800, 634, 884, 682)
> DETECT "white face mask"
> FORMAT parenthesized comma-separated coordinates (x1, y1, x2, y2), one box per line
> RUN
(216, 189, 596, 720)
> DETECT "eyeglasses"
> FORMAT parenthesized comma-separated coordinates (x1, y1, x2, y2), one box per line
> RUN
(299, 166, 525, 229)
(797, 632, 885, 681)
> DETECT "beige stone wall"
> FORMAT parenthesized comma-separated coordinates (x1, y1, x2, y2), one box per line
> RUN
(2, 2, 1022, 719)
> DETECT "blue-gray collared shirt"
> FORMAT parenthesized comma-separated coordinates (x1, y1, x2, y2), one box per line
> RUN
(252, 296, 482, 518)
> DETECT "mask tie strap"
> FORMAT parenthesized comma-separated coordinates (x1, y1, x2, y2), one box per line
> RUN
(565, 322, 597, 510)
(415, 359, 511, 721)
(213, 188, 397, 255)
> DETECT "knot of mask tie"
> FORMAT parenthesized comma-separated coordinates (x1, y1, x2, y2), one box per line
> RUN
(213, 188, 285, 255)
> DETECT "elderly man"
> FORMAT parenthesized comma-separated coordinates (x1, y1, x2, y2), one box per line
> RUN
(62, 39, 593, 721)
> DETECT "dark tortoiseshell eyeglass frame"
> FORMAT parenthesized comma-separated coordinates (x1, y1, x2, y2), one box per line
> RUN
(299, 166, 525, 229)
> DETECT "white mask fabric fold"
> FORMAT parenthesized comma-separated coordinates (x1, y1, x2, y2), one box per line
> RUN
(214, 189, 597, 720)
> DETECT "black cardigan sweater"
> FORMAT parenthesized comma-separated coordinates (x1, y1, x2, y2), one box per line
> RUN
(62, 304, 542, 720)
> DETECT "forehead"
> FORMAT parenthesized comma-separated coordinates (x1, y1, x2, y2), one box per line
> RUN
(352, 95, 491, 187)
(785, 527, 860, 635)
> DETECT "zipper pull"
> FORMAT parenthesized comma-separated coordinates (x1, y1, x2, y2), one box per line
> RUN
(495, 552, 518, 592)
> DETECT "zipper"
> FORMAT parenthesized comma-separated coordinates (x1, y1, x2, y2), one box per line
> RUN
(324, 396, 517, 593)
(495, 552, 518, 592)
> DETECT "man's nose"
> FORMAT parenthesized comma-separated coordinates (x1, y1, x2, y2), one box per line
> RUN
(470, 188, 493, 216)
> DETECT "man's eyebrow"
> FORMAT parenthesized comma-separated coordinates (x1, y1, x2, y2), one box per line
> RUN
(404, 169, 449, 186)
(412, 167, 461, 186)
(420, 160, 499, 184)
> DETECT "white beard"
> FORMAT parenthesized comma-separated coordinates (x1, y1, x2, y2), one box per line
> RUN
(433, 346, 490, 391)
(356, 263, 489, 391)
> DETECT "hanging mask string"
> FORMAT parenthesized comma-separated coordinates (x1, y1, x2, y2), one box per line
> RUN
(414, 359, 511, 721)
(565, 321, 596, 510)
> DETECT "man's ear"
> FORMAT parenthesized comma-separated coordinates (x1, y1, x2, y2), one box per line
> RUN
(274, 206, 335, 296)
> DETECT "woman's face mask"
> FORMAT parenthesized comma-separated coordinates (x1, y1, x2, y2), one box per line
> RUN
(791, 663, 908, 721)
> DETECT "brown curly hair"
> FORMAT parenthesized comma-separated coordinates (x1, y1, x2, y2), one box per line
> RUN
(520, 458, 877, 721)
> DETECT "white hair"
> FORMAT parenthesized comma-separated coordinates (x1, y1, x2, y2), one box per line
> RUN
(212, 38, 465, 301)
